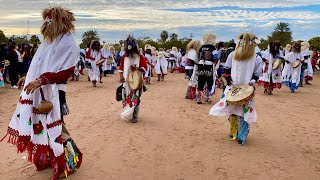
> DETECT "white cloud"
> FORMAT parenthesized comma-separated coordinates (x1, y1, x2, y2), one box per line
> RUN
(0, 0, 319, 43)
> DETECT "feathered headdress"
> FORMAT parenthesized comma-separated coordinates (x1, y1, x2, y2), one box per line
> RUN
(186, 40, 201, 53)
(125, 35, 137, 50)
(102, 43, 110, 51)
(234, 32, 258, 61)
(301, 41, 310, 52)
(284, 44, 292, 52)
(203, 33, 216, 45)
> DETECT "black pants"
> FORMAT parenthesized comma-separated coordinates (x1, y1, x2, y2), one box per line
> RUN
(169, 60, 176, 69)
(9, 68, 18, 86)
(17, 62, 25, 77)
(197, 64, 213, 91)
(79, 61, 84, 70)
(59, 90, 67, 122)
(185, 69, 193, 79)
(24, 59, 32, 71)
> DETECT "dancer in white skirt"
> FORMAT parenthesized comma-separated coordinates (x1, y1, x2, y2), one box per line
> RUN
(283, 44, 292, 67)
(301, 42, 313, 85)
(258, 41, 283, 95)
(101, 44, 111, 76)
(144, 44, 153, 84)
(101, 44, 116, 75)
(185, 40, 201, 99)
(1, 7, 82, 179)
(86, 40, 104, 87)
(282, 42, 303, 93)
(169, 47, 178, 73)
(109, 46, 117, 74)
(209, 32, 262, 145)
(118, 36, 148, 123)
(284, 44, 292, 56)
(155, 48, 168, 81)
(151, 47, 157, 76)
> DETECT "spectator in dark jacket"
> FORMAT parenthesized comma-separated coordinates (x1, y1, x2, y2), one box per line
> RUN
(30, 44, 38, 59)
(7, 44, 19, 88)
(22, 43, 32, 71)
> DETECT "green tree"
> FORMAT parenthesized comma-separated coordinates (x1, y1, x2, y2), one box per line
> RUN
(112, 32, 193, 51)
(274, 22, 290, 33)
(224, 39, 235, 48)
(259, 38, 270, 50)
(267, 22, 293, 46)
(79, 42, 87, 49)
(160, 30, 169, 43)
(0, 30, 8, 44)
(82, 30, 100, 46)
(10, 35, 28, 45)
(170, 33, 178, 41)
(309, 36, 320, 50)
(29, 35, 40, 45)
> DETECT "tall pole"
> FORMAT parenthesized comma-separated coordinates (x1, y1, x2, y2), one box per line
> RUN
(27, 20, 30, 41)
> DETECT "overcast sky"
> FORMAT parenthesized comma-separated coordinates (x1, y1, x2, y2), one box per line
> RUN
(0, 0, 319, 44)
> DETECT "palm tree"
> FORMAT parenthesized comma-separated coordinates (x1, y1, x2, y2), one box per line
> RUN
(274, 22, 290, 33)
(82, 30, 100, 45)
(170, 33, 178, 41)
(268, 22, 292, 46)
(160, 30, 169, 43)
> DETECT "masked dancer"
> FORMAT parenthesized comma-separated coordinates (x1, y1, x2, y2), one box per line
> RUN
(282, 42, 303, 93)
(155, 48, 168, 81)
(258, 42, 283, 95)
(1, 7, 82, 179)
(144, 44, 153, 84)
(86, 41, 105, 87)
(119, 36, 148, 123)
(196, 33, 221, 104)
(209, 33, 262, 145)
(301, 42, 313, 85)
(185, 40, 201, 99)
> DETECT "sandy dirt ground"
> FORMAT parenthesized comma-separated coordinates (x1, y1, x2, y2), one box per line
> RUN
(0, 72, 320, 180)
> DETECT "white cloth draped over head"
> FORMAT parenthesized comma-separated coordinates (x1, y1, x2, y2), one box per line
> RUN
(155, 52, 168, 75)
(144, 54, 152, 78)
(282, 52, 303, 85)
(9, 32, 79, 157)
(101, 48, 114, 71)
(301, 49, 313, 78)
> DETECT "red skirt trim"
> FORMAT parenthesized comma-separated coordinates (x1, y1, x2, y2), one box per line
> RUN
(1, 127, 82, 177)
(19, 98, 33, 105)
(258, 81, 282, 89)
(305, 76, 313, 81)
(47, 120, 63, 129)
